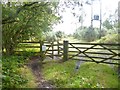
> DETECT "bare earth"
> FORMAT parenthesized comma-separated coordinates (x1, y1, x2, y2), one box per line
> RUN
(27, 56, 55, 88)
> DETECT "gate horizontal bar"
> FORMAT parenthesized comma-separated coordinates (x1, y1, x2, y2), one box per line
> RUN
(69, 47, 120, 50)
(72, 59, 120, 65)
(69, 43, 120, 46)
(69, 51, 119, 55)
(68, 54, 120, 61)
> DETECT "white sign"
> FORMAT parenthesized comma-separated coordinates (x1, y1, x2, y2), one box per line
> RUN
(42, 45, 46, 51)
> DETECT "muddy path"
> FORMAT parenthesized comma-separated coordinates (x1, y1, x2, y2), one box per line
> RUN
(27, 56, 55, 88)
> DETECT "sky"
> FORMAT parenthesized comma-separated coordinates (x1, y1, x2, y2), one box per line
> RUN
(53, 0, 120, 34)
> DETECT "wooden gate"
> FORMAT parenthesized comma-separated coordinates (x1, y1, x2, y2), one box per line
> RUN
(63, 41, 120, 65)
(15, 40, 120, 65)
(41, 41, 63, 59)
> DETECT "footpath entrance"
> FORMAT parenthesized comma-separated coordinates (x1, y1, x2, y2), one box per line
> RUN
(16, 40, 120, 65)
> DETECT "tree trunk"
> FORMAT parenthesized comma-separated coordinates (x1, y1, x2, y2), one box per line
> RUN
(5, 44, 14, 55)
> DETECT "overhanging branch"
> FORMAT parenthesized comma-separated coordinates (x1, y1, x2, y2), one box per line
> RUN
(2, 2, 39, 24)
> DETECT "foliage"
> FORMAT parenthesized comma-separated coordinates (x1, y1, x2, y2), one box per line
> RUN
(45, 31, 57, 42)
(73, 27, 98, 42)
(103, 19, 113, 30)
(96, 34, 120, 44)
(2, 2, 60, 55)
(2, 56, 36, 88)
(55, 31, 65, 41)
(43, 30, 66, 42)
(73, 26, 118, 42)
(103, 9, 118, 30)
(42, 60, 119, 88)
(82, 27, 97, 42)
(57, 0, 87, 24)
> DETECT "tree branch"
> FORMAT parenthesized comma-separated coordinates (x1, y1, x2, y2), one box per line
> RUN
(2, 2, 38, 24)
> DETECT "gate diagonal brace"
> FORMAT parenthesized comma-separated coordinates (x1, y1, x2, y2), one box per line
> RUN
(69, 43, 81, 52)
(44, 45, 51, 54)
(79, 44, 98, 63)
(100, 55, 116, 63)
(98, 45, 119, 63)
(81, 52, 99, 63)
(69, 44, 82, 59)
(100, 45, 117, 55)
(82, 44, 97, 53)
(69, 52, 81, 60)
(69, 44, 98, 63)
(69, 44, 96, 59)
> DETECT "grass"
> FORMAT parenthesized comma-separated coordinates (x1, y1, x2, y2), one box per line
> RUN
(42, 60, 119, 88)
(17, 66, 37, 88)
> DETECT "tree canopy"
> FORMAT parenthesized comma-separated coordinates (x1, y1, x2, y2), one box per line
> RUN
(2, 1, 60, 55)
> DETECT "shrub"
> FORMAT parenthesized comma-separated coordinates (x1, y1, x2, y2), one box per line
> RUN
(2, 56, 36, 88)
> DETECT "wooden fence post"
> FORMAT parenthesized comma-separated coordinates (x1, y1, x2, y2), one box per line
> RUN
(57, 41, 60, 56)
(63, 40, 68, 61)
(52, 41, 54, 59)
(40, 40, 44, 61)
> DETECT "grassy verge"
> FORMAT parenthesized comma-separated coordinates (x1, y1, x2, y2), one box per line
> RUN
(42, 60, 119, 88)
(2, 56, 37, 88)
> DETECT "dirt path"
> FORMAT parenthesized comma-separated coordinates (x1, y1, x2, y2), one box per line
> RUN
(27, 56, 55, 88)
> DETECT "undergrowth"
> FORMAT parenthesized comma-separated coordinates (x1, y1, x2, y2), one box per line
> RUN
(2, 56, 36, 88)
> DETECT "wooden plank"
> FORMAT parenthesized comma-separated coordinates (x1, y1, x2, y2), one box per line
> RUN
(58, 43, 63, 45)
(17, 46, 40, 48)
(57, 41, 60, 55)
(18, 41, 40, 43)
(45, 45, 51, 47)
(46, 54, 62, 57)
(14, 51, 40, 53)
(46, 52, 52, 54)
(69, 46, 120, 50)
(44, 41, 50, 43)
(47, 49, 59, 51)
(52, 42, 54, 59)
(99, 45, 117, 55)
(59, 47, 63, 50)
(69, 43, 81, 52)
(68, 54, 120, 61)
(72, 59, 120, 65)
(69, 42, 120, 46)
(69, 51, 118, 55)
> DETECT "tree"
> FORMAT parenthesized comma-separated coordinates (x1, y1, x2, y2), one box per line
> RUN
(103, 9, 118, 30)
(2, 2, 60, 55)
(55, 31, 64, 40)
(45, 31, 57, 42)
(82, 27, 97, 42)
(73, 26, 97, 42)
(102, 19, 113, 30)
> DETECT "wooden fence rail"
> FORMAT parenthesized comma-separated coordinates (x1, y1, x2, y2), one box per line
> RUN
(15, 41, 63, 59)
